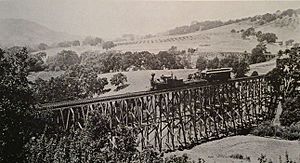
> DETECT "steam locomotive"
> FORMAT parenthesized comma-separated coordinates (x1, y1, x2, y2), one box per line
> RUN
(150, 68, 232, 90)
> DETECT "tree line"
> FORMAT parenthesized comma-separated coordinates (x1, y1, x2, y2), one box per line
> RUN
(169, 8, 299, 36)
(196, 53, 250, 78)
(46, 47, 192, 73)
(27, 36, 116, 52)
(231, 27, 278, 44)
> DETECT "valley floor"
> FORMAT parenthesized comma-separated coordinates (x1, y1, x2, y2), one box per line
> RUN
(165, 135, 300, 163)
(29, 57, 279, 99)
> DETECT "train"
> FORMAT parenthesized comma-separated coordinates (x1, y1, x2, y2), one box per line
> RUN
(150, 68, 232, 90)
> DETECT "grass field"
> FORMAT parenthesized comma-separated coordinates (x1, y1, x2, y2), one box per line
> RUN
(97, 69, 198, 96)
(112, 18, 296, 54)
(165, 135, 300, 163)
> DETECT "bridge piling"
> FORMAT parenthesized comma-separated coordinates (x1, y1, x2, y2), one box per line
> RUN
(39, 75, 276, 152)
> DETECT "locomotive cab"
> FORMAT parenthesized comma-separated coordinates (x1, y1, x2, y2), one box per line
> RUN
(150, 73, 184, 90)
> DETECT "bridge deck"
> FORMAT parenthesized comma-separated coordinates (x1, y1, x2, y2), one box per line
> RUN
(40, 75, 265, 110)
(39, 75, 276, 152)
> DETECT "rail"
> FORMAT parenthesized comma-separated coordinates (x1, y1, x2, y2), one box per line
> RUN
(40, 75, 265, 110)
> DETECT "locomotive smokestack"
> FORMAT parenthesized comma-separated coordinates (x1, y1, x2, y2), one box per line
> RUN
(151, 73, 155, 82)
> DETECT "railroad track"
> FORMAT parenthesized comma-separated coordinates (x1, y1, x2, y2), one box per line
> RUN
(40, 75, 265, 110)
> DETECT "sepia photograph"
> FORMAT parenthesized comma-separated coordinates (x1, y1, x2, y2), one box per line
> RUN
(1, 0, 300, 162)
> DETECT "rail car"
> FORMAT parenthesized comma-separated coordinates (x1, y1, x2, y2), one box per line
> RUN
(150, 68, 232, 90)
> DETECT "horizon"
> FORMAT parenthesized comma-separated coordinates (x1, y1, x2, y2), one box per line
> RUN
(0, 0, 300, 39)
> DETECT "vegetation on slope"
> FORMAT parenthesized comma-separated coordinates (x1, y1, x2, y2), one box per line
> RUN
(166, 8, 299, 36)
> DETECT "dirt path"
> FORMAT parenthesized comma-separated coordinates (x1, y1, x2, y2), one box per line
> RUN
(273, 101, 283, 126)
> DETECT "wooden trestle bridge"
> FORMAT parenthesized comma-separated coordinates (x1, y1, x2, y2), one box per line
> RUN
(40, 75, 276, 152)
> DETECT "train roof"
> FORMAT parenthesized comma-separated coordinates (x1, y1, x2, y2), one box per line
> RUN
(201, 68, 233, 74)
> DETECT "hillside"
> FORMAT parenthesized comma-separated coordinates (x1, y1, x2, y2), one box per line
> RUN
(25, 10, 300, 59)
(166, 135, 300, 163)
(0, 18, 79, 47)
(113, 13, 300, 54)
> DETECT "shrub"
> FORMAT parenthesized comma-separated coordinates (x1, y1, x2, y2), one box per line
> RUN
(164, 154, 205, 163)
(110, 73, 128, 88)
(26, 110, 139, 163)
(251, 121, 300, 140)
(251, 121, 277, 137)
(229, 153, 251, 161)
(280, 95, 300, 126)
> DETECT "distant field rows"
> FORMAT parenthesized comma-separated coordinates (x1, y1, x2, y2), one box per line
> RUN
(115, 34, 210, 46)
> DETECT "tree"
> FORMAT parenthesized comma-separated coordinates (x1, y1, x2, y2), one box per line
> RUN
(251, 71, 259, 76)
(157, 51, 178, 69)
(241, 27, 255, 39)
(72, 40, 80, 46)
(285, 39, 294, 46)
(293, 43, 300, 48)
(102, 52, 122, 72)
(231, 29, 236, 33)
(27, 52, 48, 72)
(46, 50, 80, 70)
(82, 36, 103, 46)
(207, 57, 220, 69)
(143, 51, 161, 70)
(257, 33, 278, 43)
(232, 59, 250, 78)
(110, 73, 127, 88)
(37, 43, 49, 50)
(250, 44, 267, 64)
(220, 55, 249, 78)
(261, 13, 276, 22)
(57, 41, 72, 47)
(196, 56, 207, 71)
(180, 54, 192, 69)
(0, 47, 38, 162)
(266, 47, 300, 126)
(255, 31, 263, 38)
(281, 9, 296, 17)
(66, 65, 109, 96)
(220, 54, 239, 67)
(33, 65, 108, 103)
(102, 41, 115, 50)
(278, 50, 283, 58)
(187, 48, 196, 54)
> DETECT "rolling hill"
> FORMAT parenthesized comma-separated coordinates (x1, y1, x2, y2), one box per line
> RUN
(24, 8, 300, 61)
(0, 18, 80, 47)
(113, 11, 300, 54)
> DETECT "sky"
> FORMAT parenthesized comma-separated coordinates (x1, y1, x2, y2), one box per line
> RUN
(0, 0, 300, 39)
